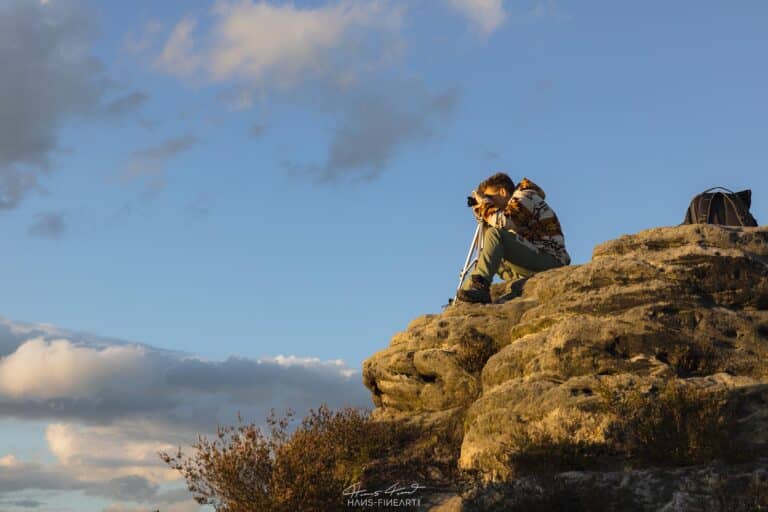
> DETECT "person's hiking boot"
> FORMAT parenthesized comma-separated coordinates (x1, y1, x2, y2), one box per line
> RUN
(494, 277, 529, 304)
(457, 275, 491, 304)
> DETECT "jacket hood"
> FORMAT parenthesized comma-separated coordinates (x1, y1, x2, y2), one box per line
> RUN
(517, 177, 546, 199)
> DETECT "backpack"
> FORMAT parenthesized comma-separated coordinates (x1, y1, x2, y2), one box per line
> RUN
(683, 187, 758, 227)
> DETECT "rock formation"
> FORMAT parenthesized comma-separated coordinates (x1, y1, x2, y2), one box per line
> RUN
(362, 224, 768, 510)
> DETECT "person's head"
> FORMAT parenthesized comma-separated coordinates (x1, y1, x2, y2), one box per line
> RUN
(477, 172, 515, 209)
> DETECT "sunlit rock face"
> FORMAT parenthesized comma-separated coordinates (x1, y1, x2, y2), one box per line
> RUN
(363, 224, 768, 510)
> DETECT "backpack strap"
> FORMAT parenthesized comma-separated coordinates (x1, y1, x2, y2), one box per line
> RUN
(698, 193, 713, 224)
(686, 194, 701, 225)
(721, 192, 750, 227)
(702, 186, 737, 195)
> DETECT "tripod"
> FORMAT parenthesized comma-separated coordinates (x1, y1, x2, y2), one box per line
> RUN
(445, 221, 485, 307)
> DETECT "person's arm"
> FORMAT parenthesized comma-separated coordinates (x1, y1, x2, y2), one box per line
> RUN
(483, 208, 515, 229)
(472, 193, 517, 230)
(502, 194, 534, 229)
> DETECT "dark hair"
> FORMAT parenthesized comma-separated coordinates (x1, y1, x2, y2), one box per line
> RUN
(477, 172, 515, 195)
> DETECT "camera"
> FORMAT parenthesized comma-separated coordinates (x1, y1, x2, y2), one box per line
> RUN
(467, 192, 487, 207)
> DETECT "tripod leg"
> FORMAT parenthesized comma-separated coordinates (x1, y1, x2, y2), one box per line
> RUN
(453, 223, 485, 303)
(457, 224, 481, 290)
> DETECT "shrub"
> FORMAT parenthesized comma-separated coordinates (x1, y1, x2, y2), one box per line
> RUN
(159, 408, 289, 512)
(456, 327, 497, 374)
(600, 381, 745, 466)
(159, 404, 444, 511)
(506, 429, 609, 477)
(501, 380, 748, 479)
(504, 410, 615, 477)
(270, 405, 417, 509)
(662, 342, 723, 377)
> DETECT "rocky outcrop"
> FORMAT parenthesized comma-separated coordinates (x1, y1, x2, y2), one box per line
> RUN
(425, 459, 768, 511)
(362, 224, 768, 510)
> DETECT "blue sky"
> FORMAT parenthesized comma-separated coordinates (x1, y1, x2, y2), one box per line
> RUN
(0, 0, 766, 510)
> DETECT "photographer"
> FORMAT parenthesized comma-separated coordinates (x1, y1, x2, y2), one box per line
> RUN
(457, 172, 570, 304)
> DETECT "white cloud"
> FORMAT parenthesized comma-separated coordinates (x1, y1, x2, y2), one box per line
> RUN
(0, 455, 19, 468)
(271, 354, 357, 377)
(155, 0, 404, 89)
(3, 319, 69, 338)
(0, 451, 203, 510)
(118, 135, 200, 192)
(0, 316, 371, 508)
(0, 314, 370, 424)
(45, 421, 179, 483)
(157, 16, 202, 78)
(0, 317, 370, 425)
(286, 81, 459, 183)
(150, 1, 459, 183)
(0, 338, 151, 400)
(446, 0, 507, 36)
(0, 455, 82, 493)
(0, 0, 111, 210)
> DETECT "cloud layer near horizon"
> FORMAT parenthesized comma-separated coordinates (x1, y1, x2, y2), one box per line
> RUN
(0, 315, 371, 509)
(0, 316, 369, 424)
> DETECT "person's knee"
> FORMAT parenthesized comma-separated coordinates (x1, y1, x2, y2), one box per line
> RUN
(482, 226, 502, 244)
(505, 263, 535, 279)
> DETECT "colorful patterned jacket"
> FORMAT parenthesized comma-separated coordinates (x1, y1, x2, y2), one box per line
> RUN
(477, 177, 571, 266)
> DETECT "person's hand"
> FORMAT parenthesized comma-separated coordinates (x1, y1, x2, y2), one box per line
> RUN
(472, 203, 484, 221)
(471, 190, 491, 221)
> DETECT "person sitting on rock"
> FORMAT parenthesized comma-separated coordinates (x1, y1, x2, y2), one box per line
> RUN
(457, 172, 571, 304)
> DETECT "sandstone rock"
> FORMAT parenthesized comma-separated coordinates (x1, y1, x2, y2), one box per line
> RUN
(362, 225, 768, 507)
(435, 458, 768, 511)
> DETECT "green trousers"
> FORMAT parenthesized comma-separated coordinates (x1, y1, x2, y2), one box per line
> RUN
(462, 226, 563, 289)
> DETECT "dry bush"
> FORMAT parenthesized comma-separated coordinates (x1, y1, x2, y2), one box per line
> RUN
(159, 408, 290, 512)
(505, 411, 614, 477)
(456, 327, 497, 374)
(600, 381, 745, 466)
(159, 404, 433, 511)
(506, 431, 609, 477)
(664, 342, 723, 377)
(364, 409, 466, 490)
(502, 381, 748, 478)
(270, 405, 419, 509)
